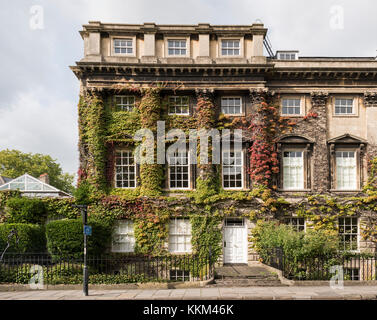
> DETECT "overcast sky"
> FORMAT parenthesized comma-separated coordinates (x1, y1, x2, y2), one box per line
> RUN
(0, 0, 376, 181)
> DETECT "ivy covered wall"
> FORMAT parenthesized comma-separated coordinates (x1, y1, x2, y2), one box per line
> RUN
(75, 86, 377, 259)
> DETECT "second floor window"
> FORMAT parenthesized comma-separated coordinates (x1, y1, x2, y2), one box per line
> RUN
(168, 39, 187, 56)
(168, 151, 190, 189)
(339, 217, 358, 251)
(113, 38, 133, 55)
(221, 39, 240, 56)
(115, 96, 135, 111)
(335, 98, 354, 115)
(283, 151, 304, 190)
(336, 151, 357, 190)
(115, 150, 136, 188)
(282, 98, 301, 115)
(168, 96, 189, 115)
(222, 151, 243, 189)
(221, 97, 242, 115)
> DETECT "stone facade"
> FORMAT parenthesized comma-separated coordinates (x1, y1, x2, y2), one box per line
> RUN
(71, 22, 377, 264)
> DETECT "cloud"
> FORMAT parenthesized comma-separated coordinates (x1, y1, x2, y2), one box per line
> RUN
(0, 88, 78, 177)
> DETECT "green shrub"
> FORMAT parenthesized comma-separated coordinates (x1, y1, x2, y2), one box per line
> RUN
(5, 197, 47, 224)
(0, 223, 46, 253)
(46, 219, 112, 259)
(251, 220, 339, 261)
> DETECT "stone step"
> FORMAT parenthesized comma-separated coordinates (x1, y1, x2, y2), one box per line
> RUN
(209, 278, 286, 287)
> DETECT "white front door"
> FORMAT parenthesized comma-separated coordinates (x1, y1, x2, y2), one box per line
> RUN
(224, 219, 247, 264)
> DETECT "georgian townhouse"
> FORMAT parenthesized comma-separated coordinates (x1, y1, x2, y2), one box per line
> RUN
(71, 21, 377, 266)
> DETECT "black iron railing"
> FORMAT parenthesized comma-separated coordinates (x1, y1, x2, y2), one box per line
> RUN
(0, 252, 214, 285)
(262, 248, 377, 281)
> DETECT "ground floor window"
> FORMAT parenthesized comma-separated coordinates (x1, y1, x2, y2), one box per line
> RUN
(284, 217, 305, 232)
(168, 218, 192, 253)
(111, 220, 135, 253)
(338, 217, 358, 251)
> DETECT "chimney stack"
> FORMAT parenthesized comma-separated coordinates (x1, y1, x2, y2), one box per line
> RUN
(39, 173, 49, 185)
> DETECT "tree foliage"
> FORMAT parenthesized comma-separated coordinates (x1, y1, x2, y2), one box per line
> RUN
(0, 149, 74, 193)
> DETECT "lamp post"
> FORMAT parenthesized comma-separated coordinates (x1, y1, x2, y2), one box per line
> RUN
(73, 204, 89, 296)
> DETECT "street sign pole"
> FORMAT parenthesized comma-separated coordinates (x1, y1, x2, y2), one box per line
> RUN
(82, 206, 88, 296)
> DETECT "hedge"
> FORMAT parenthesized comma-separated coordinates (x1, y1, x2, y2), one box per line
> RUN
(0, 223, 46, 253)
(5, 197, 47, 224)
(45, 219, 112, 259)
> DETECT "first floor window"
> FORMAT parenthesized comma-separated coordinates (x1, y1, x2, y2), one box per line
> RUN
(167, 39, 187, 56)
(283, 151, 304, 190)
(168, 151, 190, 189)
(221, 97, 242, 115)
(169, 218, 192, 253)
(112, 220, 135, 253)
(338, 217, 358, 251)
(336, 151, 357, 190)
(168, 96, 189, 115)
(115, 96, 135, 111)
(282, 98, 301, 115)
(222, 150, 243, 189)
(114, 38, 133, 54)
(115, 150, 136, 188)
(335, 98, 354, 115)
(221, 39, 240, 56)
(284, 217, 305, 232)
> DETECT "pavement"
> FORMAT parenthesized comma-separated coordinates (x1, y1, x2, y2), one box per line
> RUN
(0, 286, 377, 300)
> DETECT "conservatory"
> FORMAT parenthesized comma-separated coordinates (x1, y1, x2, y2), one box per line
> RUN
(0, 173, 71, 198)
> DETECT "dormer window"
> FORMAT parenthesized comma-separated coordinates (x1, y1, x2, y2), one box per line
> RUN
(277, 51, 298, 60)
(113, 38, 133, 55)
(221, 39, 240, 56)
(167, 39, 187, 56)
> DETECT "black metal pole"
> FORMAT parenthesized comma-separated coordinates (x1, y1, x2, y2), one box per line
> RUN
(82, 207, 88, 296)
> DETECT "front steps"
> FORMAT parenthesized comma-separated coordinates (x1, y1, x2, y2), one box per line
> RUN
(209, 264, 287, 287)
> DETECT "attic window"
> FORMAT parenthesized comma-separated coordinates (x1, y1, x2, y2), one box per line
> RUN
(277, 52, 298, 60)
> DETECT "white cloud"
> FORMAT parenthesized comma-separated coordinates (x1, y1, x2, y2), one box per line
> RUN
(0, 88, 78, 177)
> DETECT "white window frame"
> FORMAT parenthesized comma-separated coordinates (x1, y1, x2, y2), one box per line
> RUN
(167, 39, 188, 57)
(114, 150, 136, 189)
(277, 52, 298, 60)
(218, 38, 243, 57)
(281, 97, 304, 116)
(338, 217, 359, 252)
(222, 150, 244, 190)
(114, 95, 135, 111)
(110, 36, 136, 57)
(168, 96, 190, 115)
(284, 217, 306, 232)
(282, 150, 304, 190)
(168, 150, 190, 190)
(335, 150, 357, 190)
(164, 36, 190, 58)
(333, 97, 357, 116)
(221, 97, 243, 115)
(168, 218, 192, 253)
(111, 220, 135, 253)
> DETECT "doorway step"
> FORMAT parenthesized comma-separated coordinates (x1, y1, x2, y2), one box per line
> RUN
(209, 264, 287, 287)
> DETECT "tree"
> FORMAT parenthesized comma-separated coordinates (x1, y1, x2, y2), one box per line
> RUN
(0, 149, 74, 193)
